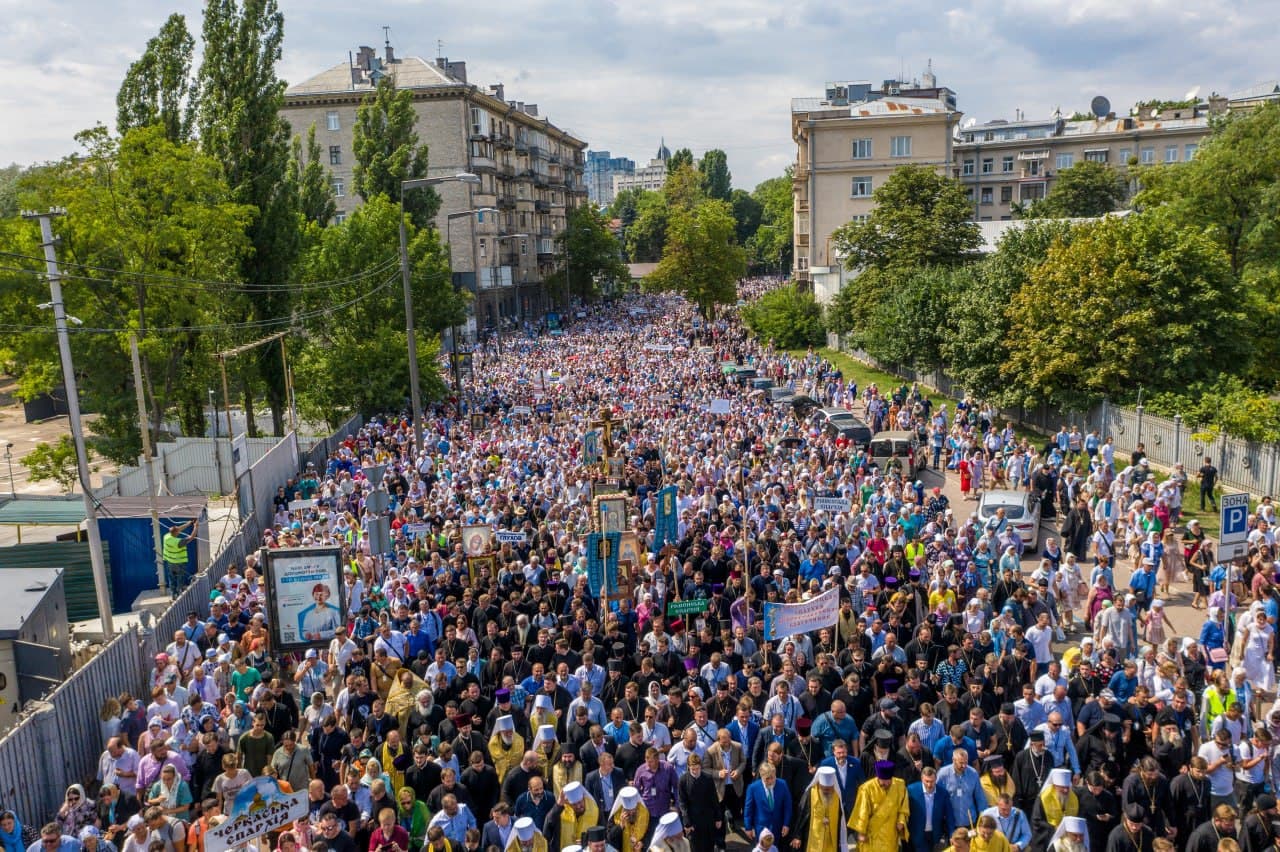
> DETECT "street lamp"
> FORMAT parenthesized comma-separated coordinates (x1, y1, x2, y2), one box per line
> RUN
(444, 207, 497, 397)
(399, 173, 480, 452)
(4, 442, 13, 499)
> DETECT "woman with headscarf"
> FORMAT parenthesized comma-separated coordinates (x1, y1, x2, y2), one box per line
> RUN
(57, 784, 96, 836)
(0, 810, 24, 852)
(1239, 604, 1276, 699)
(396, 788, 430, 851)
(79, 826, 116, 852)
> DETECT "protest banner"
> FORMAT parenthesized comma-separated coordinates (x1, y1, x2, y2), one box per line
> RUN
(813, 496, 852, 513)
(206, 778, 307, 852)
(495, 530, 527, 545)
(762, 586, 839, 641)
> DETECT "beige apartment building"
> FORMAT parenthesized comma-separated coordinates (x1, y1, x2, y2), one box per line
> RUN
(791, 78, 962, 299)
(282, 44, 587, 337)
(953, 102, 1215, 221)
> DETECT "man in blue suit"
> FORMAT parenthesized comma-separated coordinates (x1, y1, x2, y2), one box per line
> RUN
(906, 767, 954, 852)
(743, 762, 791, 842)
(817, 739, 862, 815)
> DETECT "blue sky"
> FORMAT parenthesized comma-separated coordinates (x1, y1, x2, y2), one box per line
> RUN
(1, 0, 1275, 189)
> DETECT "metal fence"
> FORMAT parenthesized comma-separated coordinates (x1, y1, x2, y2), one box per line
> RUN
(843, 346, 1280, 498)
(95, 436, 282, 499)
(301, 413, 364, 473)
(0, 625, 143, 827)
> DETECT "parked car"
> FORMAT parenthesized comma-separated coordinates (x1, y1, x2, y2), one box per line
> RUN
(824, 420, 873, 449)
(868, 430, 928, 478)
(769, 386, 795, 404)
(750, 377, 774, 391)
(811, 407, 860, 428)
(732, 367, 757, 384)
(977, 489, 1043, 549)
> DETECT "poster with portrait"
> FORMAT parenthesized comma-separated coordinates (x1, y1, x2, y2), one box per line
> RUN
(462, 524, 492, 556)
(607, 456, 626, 479)
(618, 532, 641, 570)
(595, 495, 628, 534)
(263, 546, 346, 650)
(467, 554, 496, 585)
(470, 413, 486, 433)
(591, 480, 623, 499)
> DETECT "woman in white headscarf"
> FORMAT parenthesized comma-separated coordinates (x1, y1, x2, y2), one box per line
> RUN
(1238, 604, 1276, 699)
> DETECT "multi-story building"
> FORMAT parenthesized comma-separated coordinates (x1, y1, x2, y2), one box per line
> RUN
(953, 100, 1216, 221)
(282, 43, 587, 336)
(584, 151, 635, 206)
(613, 140, 672, 195)
(791, 73, 961, 298)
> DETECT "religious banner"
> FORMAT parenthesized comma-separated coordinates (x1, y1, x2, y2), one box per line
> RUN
(813, 496, 852, 514)
(206, 778, 307, 852)
(462, 524, 491, 556)
(762, 586, 840, 641)
(582, 429, 602, 466)
(586, 531, 623, 601)
(594, 495, 628, 534)
(730, 595, 753, 630)
(652, 485, 679, 553)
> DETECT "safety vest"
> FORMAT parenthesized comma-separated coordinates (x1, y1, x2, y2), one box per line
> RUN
(163, 531, 188, 564)
(1205, 688, 1237, 729)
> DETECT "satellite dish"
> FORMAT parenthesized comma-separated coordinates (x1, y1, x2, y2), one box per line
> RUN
(1185, 85, 1201, 101)
(961, 117, 977, 129)
(1090, 95, 1111, 118)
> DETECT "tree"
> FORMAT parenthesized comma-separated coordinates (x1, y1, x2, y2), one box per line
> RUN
(545, 205, 629, 302)
(350, 76, 439, 227)
(1004, 212, 1247, 409)
(729, 189, 762, 249)
(741, 285, 824, 349)
(831, 164, 981, 271)
(197, 0, 299, 436)
(116, 13, 199, 142)
(626, 191, 669, 263)
(291, 124, 337, 228)
(1025, 161, 1127, 218)
(0, 163, 27, 218)
(644, 199, 746, 319)
(861, 266, 963, 371)
(23, 437, 88, 494)
(943, 220, 1076, 405)
(698, 149, 732, 201)
(748, 170, 794, 273)
(663, 164, 705, 211)
(667, 148, 694, 173)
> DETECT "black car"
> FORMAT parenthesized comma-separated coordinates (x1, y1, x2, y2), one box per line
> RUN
(824, 419, 872, 448)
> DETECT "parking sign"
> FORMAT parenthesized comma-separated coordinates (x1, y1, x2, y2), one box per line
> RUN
(1220, 492, 1250, 559)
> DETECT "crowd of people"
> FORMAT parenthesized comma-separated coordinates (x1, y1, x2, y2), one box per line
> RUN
(22, 280, 1277, 852)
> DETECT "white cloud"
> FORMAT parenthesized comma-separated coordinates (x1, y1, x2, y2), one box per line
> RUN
(0, 0, 1275, 188)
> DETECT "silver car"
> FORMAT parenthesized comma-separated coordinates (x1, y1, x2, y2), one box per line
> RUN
(977, 489, 1042, 549)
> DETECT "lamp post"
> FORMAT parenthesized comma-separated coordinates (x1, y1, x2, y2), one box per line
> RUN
(400, 173, 480, 452)
(3, 442, 13, 499)
(445, 207, 496, 398)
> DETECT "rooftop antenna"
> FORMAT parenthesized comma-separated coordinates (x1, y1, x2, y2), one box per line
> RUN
(383, 26, 391, 46)
(438, 39, 444, 56)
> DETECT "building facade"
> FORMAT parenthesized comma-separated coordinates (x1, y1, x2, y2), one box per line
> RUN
(584, 151, 636, 206)
(612, 140, 671, 195)
(282, 44, 587, 336)
(952, 103, 1214, 221)
(791, 82, 961, 297)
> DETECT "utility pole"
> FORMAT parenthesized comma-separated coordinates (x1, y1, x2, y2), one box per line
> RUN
(23, 209, 115, 635)
(129, 334, 167, 595)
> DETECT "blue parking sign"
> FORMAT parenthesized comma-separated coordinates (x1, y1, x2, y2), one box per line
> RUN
(1220, 492, 1250, 556)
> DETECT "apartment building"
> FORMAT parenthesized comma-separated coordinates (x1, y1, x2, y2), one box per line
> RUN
(953, 101, 1214, 221)
(282, 43, 587, 336)
(612, 140, 672, 196)
(791, 77, 961, 298)
(584, 151, 636, 206)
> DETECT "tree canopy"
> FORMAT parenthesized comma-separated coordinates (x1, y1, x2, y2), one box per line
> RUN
(116, 13, 199, 142)
(1024, 160, 1127, 219)
(741, 284, 824, 349)
(351, 76, 438, 227)
(545, 205, 629, 302)
(645, 199, 746, 319)
(698, 149, 732, 201)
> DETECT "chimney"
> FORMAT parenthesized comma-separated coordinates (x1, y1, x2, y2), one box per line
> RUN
(524, 104, 538, 117)
(1136, 104, 1157, 121)
(356, 46, 375, 71)
(1208, 94, 1228, 115)
(384, 43, 395, 64)
(489, 83, 505, 102)
(436, 55, 448, 70)
(446, 61, 466, 83)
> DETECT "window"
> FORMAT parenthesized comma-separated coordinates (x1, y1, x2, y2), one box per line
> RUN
(520, 240, 528, 255)
(470, 107, 486, 136)
(851, 214, 870, 224)
(329, 145, 341, 166)
(890, 136, 912, 157)
(1184, 143, 1199, 160)
(1165, 145, 1178, 163)
(983, 131, 994, 142)
(851, 176, 872, 197)
(1119, 148, 1133, 164)
(1025, 160, 1041, 176)
(479, 238, 487, 259)
(962, 159, 975, 176)
(330, 178, 344, 197)
(965, 188, 975, 201)
(981, 158, 994, 174)
(1002, 156, 1014, 173)
(1140, 146, 1156, 164)
(1084, 149, 1108, 163)
(1000, 186, 1013, 203)
(325, 111, 340, 131)
(334, 212, 346, 224)
(980, 187, 993, 204)
(852, 138, 872, 159)
(1056, 153, 1074, 170)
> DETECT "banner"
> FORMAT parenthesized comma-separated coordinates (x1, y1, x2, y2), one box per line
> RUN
(586, 531, 622, 600)
(264, 547, 345, 649)
(762, 586, 840, 641)
(730, 595, 753, 630)
(708, 399, 732, 414)
(495, 530, 527, 545)
(813, 496, 852, 514)
(206, 777, 308, 852)
(652, 485, 678, 554)
(582, 429, 602, 465)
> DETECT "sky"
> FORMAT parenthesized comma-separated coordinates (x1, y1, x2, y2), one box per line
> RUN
(1, 0, 1277, 190)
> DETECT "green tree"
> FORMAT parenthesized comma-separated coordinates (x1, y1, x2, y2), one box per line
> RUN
(545, 205, 629, 302)
(293, 195, 454, 425)
(667, 148, 694, 173)
(698, 149, 732, 201)
(1004, 212, 1247, 409)
(645, 199, 746, 319)
(861, 266, 963, 371)
(663, 164, 705, 211)
(1025, 160, 1127, 218)
(626, 191, 669, 263)
(831, 164, 980, 271)
(943, 220, 1076, 405)
(291, 124, 337, 228)
(116, 13, 199, 142)
(23, 437, 88, 494)
(729, 189, 763, 249)
(197, 0, 299, 436)
(0, 163, 27, 218)
(741, 284, 824, 348)
(350, 76, 439, 227)
(748, 170, 794, 273)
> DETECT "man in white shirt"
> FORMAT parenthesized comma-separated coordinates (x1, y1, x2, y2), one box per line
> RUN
(1033, 661, 1067, 699)
(1198, 727, 1240, 809)
(1025, 612, 1054, 668)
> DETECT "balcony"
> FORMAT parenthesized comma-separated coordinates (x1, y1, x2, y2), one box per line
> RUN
(498, 163, 515, 177)
(514, 138, 529, 154)
(549, 151, 561, 164)
(497, 194, 516, 209)
(493, 131, 514, 149)
(534, 199, 550, 212)
(533, 172, 550, 188)
(529, 144, 547, 160)
(470, 155, 497, 172)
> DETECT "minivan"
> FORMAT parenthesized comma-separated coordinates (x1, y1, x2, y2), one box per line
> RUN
(868, 430, 929, 478)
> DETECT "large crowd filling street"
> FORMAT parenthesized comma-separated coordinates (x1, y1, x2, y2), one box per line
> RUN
(40, 280, 1280, 852)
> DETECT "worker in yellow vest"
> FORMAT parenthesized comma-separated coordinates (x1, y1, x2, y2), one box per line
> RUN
(163, 519, 197, 589)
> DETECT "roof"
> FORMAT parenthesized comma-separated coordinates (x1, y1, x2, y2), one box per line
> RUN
(627, 262, 659, 279)
(0, 567, 63, 637)
(0, 498, 85, 527)
(1228, 80, 1280, 102)
(286, 56, 454, 96)
(792, 96, 953, 117)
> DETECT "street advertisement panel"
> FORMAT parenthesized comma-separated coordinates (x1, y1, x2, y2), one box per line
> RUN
(264, 546, 345, 650)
